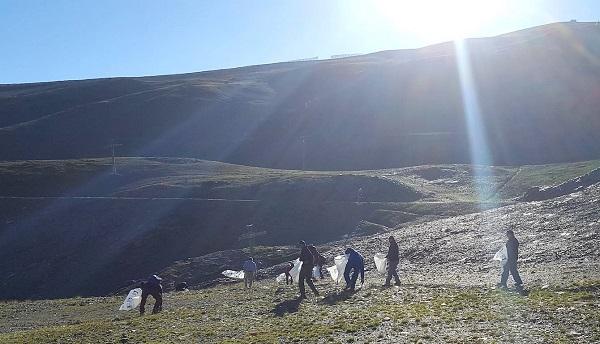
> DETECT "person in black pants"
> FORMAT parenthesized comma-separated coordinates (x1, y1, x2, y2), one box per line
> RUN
(298, 241, 319, 299)
(140, 275, 163, 315)
(384, 236, 401, 286)
(343, 248, 365, 291)
(308, 245, 326, 280)
(499, 230, 523, 290)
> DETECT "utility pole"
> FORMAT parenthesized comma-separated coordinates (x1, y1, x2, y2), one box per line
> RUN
(108, 142, 123, 175)
(238, 224, 267, 257)
(246, 224, 255, 256)
(357, 187, 363, 203)
(301, 136, 306, 171)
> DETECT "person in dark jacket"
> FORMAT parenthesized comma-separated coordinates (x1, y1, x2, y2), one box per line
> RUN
(298, 240, 319, 298)
(344, 248, 365, 291)
(499, 230, 523, 290)
(175, 282, 188, 292)
(384, 236, 401, 286)
(315, 253, 326, 280)
(307, 245, 326, 280)
(140, 274, 163, 315)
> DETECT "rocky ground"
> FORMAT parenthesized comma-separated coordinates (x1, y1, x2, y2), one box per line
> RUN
(1, 277, 598, 343)
(1, 181, 599, 343)
(347, 183, 600, 288)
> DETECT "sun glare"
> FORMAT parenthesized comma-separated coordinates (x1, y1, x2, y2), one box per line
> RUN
(373, 0, 507, 42)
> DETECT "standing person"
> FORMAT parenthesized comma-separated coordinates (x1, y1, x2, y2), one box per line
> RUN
(499, 230, 523, 290)
(316, 252, 326, 280)
(298, 241, 319, 299)
(307, 245, 326, 280)
(343, 248, 365, 291)
(140, 274, 163, 315)
(243, 257, 257, 289)
(384, 236, 401, 287)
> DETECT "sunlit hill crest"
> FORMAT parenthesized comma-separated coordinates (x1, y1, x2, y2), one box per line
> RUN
(1, 21, 599, 171)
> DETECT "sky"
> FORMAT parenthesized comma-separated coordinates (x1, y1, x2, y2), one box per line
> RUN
(1, 0, 598, 84)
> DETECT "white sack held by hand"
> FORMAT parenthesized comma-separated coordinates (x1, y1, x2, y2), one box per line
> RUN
(222, 270, 245, 279)
(119, 288, 142, 311)
(373, 253, 387, 275)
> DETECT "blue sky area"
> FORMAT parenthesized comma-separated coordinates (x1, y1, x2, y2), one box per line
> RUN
(1, 0, 598, 84)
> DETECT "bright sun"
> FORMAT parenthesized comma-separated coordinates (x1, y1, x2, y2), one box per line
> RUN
(373, 0, 507, 42)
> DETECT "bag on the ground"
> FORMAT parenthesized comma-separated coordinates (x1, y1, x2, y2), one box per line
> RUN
(327, 255, 348, 284)
(222, 270, 245, 279)
(119, 288, 142, 311)
(493, 245, 508, 265)
(276, 273, 286, 283)
(289, 258, 302, 282)
(374, 253, 387, 275)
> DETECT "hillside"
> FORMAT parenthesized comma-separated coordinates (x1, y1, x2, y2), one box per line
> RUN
(1, 183, 599, 343)
(1, 157, 599, 300)
(2, 22, 600, 170)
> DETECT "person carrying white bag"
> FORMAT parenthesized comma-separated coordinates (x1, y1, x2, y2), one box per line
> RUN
(297, 241, 320, 299)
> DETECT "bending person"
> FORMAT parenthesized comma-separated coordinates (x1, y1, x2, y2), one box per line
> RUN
(344, 248, 365, 292)
(140, 274, 163, 315)
(284, 262, 294, 285)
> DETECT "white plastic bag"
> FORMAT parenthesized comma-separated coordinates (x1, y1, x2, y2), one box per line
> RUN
(289, 259, 302, 282)
(119, 288, 142, 311)
(276, 273, 286, 283)
(374, 253, 387, 275)
(327, 255, 348, 284)
(312, 266, 320, 279)
(493, 245, 508, 266)
(327, 265, 339, 282)
(222, 270, 245, 279)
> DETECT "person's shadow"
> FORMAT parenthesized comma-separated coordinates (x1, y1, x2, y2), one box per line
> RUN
(272, 298, 302, 317)
(319, 289, 354, 306)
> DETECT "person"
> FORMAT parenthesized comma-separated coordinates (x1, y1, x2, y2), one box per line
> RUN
(298, 240, 319, 298)
(175, 282, 189, 292)
(284, 261, 294, 285)
(243, 257, 257, 289)
(307, 245, 326, 280)
(384, 236, 401, 287)
(344, 248, 365, 291)
(316, 253, 326, 279)
(499, 230, 523, 290)
(140, 274, 163, 315)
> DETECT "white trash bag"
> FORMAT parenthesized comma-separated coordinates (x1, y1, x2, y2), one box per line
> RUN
(327, 255, 348, 284)
(493, 245, 508, 266)
(289, 258, 303, 282)
(119, 288, 142, 311)
(374, 253, 387, 275)
(222, 270, 245, 279)
(312, 266, 320, 279)
(327, 265, 339, 282)
(276, 273, 287, 283)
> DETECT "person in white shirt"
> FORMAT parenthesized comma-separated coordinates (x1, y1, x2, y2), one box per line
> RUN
(242, 257, 257, 289)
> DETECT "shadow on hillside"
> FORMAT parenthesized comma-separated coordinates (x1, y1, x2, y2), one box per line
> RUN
(319, 290, 354, 306)
(272, 298, 302, 317)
